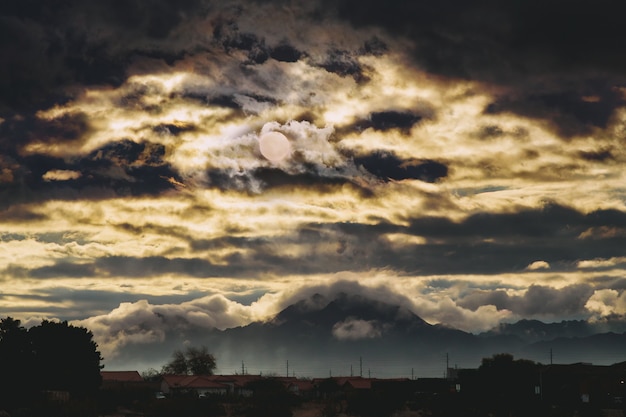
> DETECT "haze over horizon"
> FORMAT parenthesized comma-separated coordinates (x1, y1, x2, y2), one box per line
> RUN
(2, 1, 626, 373)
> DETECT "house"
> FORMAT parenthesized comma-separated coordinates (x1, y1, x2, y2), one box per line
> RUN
(100, 371, 148, 392)
(101, 371, 143, 384)
(271, 376, 315, 397)
(288, 378, 315, 398)
(312, 377, 343, 399)
(341, 377, 373, 391)
(160, 375, 229, 397)
(210, 374, 263, 397)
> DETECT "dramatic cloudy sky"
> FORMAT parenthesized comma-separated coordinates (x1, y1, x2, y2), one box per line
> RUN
(2, 0, 626, 372)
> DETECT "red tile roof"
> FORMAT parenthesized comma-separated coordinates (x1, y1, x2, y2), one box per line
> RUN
(210, 374, 263, 387)
(290, 379, 314, 391)
(343, 378, 372, 390)
(101, 371, 143, 382)
(162, 375, 228, 389)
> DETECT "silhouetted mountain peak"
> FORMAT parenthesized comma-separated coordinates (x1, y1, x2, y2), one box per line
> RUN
(482, 319, 596, 343)
(204, 295, 626, 376)
(271, 292, 429, 331)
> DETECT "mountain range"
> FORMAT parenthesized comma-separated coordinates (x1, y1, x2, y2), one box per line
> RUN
(205, 293, 626, 378)
(106, 292, 626, 378)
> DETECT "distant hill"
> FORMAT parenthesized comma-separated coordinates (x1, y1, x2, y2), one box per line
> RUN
(522, 332, 626, 365)
(206, 293, 626, 377)
(103, 293, 626, 377)
(205, 293, 513, 377)
(479, 319, 596, 343)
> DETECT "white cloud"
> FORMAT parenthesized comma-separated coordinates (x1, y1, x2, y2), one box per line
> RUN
(332, 318, 382, 340)
(577, 257, 626, 269)
(526, 260, 550, 270)
(75, 294, 256, 360)
(42, 169, 82, 181)
(586, 289, 626, 317)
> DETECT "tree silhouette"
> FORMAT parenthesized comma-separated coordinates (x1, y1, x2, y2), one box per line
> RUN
(0, 318, 33, 408)
(162, 345, 216, 375)
(0, 317, 103, 411)
(163, 349, 188, 374)
(29, 320, 104, 397)
(472, 353, 541, 417)
(186, 346, 216, 375)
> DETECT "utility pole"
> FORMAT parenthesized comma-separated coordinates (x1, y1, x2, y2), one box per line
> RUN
(286, 360, 289, 377)
(446, 353, 450, 379)
(350, 364, 353, 377)
(550, 348, 553, 365)
(411, 368, 414, 380)
(360, 357, 363, 377)
(241, 360, 245, 375)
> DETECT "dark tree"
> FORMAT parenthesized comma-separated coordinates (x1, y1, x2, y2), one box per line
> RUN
(473, 353, 541, 417)
(0, 317, 103, 413)
(186, 346, 216, 375)
(0, 318, 34, 408)
(162, 349, 188, 374)
(162, 345, 216, 375)
(29, 320, 103, 397)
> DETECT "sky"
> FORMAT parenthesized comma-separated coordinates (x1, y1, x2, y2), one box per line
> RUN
(2, 0, 626, 372)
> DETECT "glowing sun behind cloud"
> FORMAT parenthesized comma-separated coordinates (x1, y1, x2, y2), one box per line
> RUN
(259, 131, 291, 162)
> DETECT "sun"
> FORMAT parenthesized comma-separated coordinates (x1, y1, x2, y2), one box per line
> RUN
(258, 131, 291, 163)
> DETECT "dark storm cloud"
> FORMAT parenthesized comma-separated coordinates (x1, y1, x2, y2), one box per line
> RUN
(408, 204, 626, 239)
(458, 284, 595, 317)
(331, 0, 626, 78)
(342, 111, 426, 135)
(115, 83, 167, 113)
(354, 151, 448, 183)
(0, 0, 208, 112)
(590, 277, 626, 290)
(316, 48, 369, 82)
(484, 82, 626, 137)
(0, 207, 46, 222)
(29, 112, 92, 144)
(30, 262, 98, 279)
(361, 36, 388, 56)
(473, 124, 529, 141)
(0, 112, 91, 157)
(115, 222, 192, 243)
(0, 139, 178, 209)
(578, 148, 614, 162)
(321, 204, 626, 275)
(179, 90, 277, 111)
(12, 203, 625, 280)
(252, 168, 359, 191)
(49, 288, 209, 317)
(204, 166, 374, 197)
(0, 287, 208, 321)
(211, 17, 304, 64)
(152, 123, 199, 136)
(328, 0, 626, 137)
(86, 139, 167, 167)
(269, 43, 303, 63)
(212, 20, 272, 65)
(94, 256, 226, 278)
